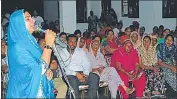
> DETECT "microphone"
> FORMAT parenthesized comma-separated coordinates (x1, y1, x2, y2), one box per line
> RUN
(35, 26, 67, 48)
(35, 27, 46, 33)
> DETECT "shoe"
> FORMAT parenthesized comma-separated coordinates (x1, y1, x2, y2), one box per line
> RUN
(126, 87, 135, 94)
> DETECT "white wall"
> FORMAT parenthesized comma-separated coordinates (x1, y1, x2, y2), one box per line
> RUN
(44, 0, 176, 34)
(76, 1, 101, 33)
(43, 0, 58, 22)
(59, 1, 76, 33)
(111, 1, 176, 33)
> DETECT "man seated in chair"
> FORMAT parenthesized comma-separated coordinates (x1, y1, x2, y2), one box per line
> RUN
(111, 35, 146, 99)
(87, 40, 135, 98)
(65, 34, 100, 99)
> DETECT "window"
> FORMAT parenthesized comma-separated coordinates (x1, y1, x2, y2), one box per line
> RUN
(122, 0, 128, 17)
(101, 0, 111, 12)
(128, 0, 139, 18)
(162, 0, 177, 18)
(76, 0, 87, 23)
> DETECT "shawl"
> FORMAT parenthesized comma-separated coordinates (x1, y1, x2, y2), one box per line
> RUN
(130, 31, 141, 49)
(137, 36, 157, 66)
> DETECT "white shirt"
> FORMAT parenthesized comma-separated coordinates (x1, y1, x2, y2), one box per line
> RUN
(32, 16, 44, 28)
(65, 47, 91, 76)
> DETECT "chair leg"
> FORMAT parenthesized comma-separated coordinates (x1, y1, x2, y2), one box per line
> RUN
(97, 91, 99, 99)
(80, 90, 84, 99)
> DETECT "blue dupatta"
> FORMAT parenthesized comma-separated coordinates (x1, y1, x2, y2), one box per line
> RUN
(157, 43, 177, 91)
(6, 10, 54, 98)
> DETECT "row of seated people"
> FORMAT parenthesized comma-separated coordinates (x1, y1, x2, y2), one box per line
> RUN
(2, 26, 176, 98)
(38, 27, 177, 98)
(1, 28, 177, 98)
(3, 9, 176, 98)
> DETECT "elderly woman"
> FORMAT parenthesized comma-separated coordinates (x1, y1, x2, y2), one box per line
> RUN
(102, 30, 118, 54)
(130, 31, 141, 49)
(111, 35, 146, 99)
(157, 34, 177, 98)
(6, 10, 56, 98)
(137, 35, 164, 97)
(87, 40, 134, 98)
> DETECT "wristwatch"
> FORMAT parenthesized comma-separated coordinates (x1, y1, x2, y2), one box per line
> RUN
(44, 45, 52, 50)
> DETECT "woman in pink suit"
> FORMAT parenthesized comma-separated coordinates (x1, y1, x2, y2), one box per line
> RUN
(111, 35, 146, 99)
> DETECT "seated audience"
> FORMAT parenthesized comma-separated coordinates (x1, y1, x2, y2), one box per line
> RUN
(111, 35, 146, 99)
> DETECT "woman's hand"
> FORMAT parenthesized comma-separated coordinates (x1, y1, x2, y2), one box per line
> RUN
(45, 29, 56, 47)
(46, 69, 53, 80)
(170, 66, 177, 73)
(98, 67, 105, 74)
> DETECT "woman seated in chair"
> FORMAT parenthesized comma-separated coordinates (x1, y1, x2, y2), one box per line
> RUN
(157, 34, 177, 98)
(137, 35, 163, 97)
(111, 35, 146, 99)
(87, 40, 134, 98)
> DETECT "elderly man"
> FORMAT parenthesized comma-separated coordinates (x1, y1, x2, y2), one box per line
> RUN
(111, 35, 146, 99)
(87, 40, 134, 98)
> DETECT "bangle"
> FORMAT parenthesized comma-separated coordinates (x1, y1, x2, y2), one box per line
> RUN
(44, 45, 52, 50)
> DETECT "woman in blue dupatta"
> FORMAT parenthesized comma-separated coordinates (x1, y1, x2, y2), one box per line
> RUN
(6, 10, 56, 98)
(157, 34, 177, 98)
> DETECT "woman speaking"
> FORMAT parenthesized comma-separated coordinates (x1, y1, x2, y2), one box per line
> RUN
(6, 10, 56, 98)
